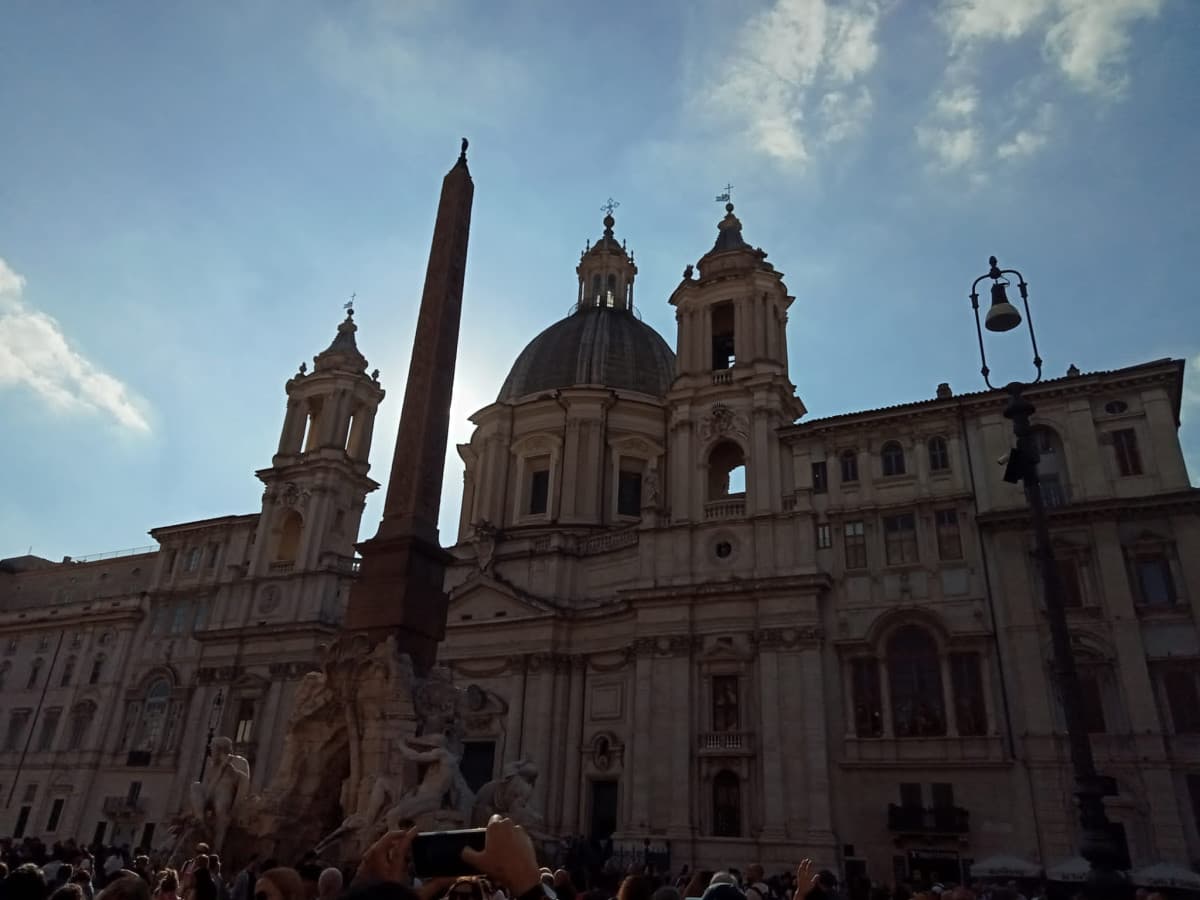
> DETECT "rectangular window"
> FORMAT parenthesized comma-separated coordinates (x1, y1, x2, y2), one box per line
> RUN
(206, 543, 219, 569)
(1056, 558, 1084, 608)
(4, 710, 30, 752)
(1164, 670, 1200, 734)
(528, 469, 549, 515)
(617, 470, 642, 517)
(899, 782, 922, 809)
(13, 806, 30, 839)
(840, 452, 859, 483)
(930, 782, 954, 809)
(1078, 672, 1107, 733)
(950, 653, 986, 736)
(844, 521, 867, 569)
(815, 523, 832, 550)
(936, 509, 963, 560)
(1135, 557, 1177, 608)
(170, 602, 189, 634)
(46, 798, 65, 832)
(811, 461, 828, 493)
(183, 547, 202, 573)
(1112, 428, 1142, 476)
(711, 675, 739, 732)
(37, 708, 61, 753)
(851, 659, 883, 737)
(234, 699, 255, 745)
(883, 513, 918, 565)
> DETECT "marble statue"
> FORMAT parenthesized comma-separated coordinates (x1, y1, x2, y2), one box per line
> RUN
(472, 759, 544, 833)
(380, 733, 463, 828)
(188, 736, 252, 853)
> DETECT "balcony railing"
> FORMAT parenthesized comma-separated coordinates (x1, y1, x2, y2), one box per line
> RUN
(103, 796, 147, 820)
(268, 561, 295, 573)
(887, 803, 969, 834)
(704, 499, 745, 520)
(698, 731, 756, 754)
(712, 370, 733, 385)
(1040, 478, 1070, 508)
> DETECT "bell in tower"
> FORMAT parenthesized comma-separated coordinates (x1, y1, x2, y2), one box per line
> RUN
(576, 201, 637, 312)
(249, 306, 385, 577)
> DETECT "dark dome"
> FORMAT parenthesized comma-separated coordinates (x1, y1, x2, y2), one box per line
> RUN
(499, 306, 676, 402)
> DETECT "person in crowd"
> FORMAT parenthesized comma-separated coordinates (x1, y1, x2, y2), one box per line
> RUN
(154, 870, 180, 900)
(96, 874, 151, 900)
(50, 884, 85, 900)
(681, 872, 714, 899)
(744, 867, 769, 900)
(254, 869, 306, 900)
(70, 866, 94, 900)
(315, 870, 342, 900)
(652, 886, 681, 900)
(617, 875, 654, 900)
(2, 863, 48, 900)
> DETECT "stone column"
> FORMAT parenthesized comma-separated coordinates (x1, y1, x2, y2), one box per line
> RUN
(561, 658, 586, 834)
(560, 417, 582, 521)
(758, 646, 787, 838)
(800, 646, 833, 836)
(630, 647, 654, 831)
(504, 656, 527, 765)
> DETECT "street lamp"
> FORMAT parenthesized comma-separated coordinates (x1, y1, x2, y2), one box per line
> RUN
(967, 257, 1127, 900)
(198, 688, 224, 780)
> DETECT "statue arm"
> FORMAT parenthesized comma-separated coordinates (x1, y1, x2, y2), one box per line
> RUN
(397, 743, 440, 764)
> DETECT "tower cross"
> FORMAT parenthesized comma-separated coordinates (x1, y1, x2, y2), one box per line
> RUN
(344, 292, 356, 312)
(715, 183, 734, 203)
(601, 197, 620, 216)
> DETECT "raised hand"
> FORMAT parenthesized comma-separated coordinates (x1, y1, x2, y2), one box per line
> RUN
(460, 816, 542, 896)
(794, 860, 820, 900)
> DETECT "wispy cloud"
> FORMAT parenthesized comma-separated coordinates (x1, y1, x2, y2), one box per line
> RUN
(0, 257, 150, 433)
(701, 0, 882, 167)
(918, 0, 1162, 172)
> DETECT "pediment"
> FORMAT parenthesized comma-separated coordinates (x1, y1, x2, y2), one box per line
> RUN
(448, 572, 557, 624)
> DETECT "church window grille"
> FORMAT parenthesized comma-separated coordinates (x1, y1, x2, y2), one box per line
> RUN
(887, 626, 946, 737)
(844, 521, 867, 569)
(711, 675, 740, 732)
(884, 513, 918, 565)
(881, 441, 906, 477)
(928, 436, 950, 472)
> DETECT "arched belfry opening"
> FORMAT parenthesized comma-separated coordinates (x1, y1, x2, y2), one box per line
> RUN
(275, 510, 303, 563)
(708, 441, 747, 500)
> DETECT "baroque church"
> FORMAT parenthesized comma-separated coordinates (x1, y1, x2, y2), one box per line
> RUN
(2, 160, 1199, 885)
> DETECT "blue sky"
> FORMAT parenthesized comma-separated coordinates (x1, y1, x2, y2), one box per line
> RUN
(1, 0, 1197, 560)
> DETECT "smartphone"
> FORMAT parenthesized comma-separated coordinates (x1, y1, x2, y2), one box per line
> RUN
(411, 828, 487, 879)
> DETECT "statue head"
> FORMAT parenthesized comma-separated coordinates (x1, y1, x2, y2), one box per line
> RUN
(212, 736, 233, 762)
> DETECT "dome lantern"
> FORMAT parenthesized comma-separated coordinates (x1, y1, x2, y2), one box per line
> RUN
(576, 200, 638, 313)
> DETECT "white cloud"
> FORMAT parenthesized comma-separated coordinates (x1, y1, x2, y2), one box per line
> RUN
(702, 0, 882, 166)
(916, 125, 980, 170)
(918, 0, 1161, 171)
(0, 257, 150, 433)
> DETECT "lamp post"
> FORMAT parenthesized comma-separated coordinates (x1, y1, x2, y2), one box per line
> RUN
(198, 689, 224, 781)
(967, 257, 1126, 899)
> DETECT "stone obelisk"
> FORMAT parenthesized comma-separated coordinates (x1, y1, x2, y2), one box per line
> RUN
(345, 140, 474, 672)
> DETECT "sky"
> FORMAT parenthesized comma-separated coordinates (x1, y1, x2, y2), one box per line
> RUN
(1, 0, 1198, 560)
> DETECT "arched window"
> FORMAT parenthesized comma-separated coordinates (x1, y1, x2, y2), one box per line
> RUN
(67, 701, 96, 751)
(302, 397, 324, 453)
(887, 626, 945, 737)
(712, 770, 741, 837)
(592, 274, 602, 305)
(276, 510, 303, 563)
(27, 657, 44, 690)
(606, 273, 617, 307)
(928, 436, 950, 472)
(708, 441, 746, 499)
(60, 656, 76, 688)
(134, 678, 172, 755)
(89, 653, 106, 686)
(881, 441, 906, 477)
(840, 450, 859, 483)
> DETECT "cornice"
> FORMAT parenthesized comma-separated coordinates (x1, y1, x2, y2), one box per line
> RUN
(620, 572, 831, 603)
(976, 488, 1200, 528)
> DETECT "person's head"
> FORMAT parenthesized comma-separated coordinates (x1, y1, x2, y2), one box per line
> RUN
(700, 884, 746, 900)
(97, 875, 152, 900)
(70, 869, 92, 888)
(6, 864, 48, 900)
(255, 868, 307, 900)
(316, 869, 343, 900)
(158, 870, 179, 894)
(50, 885, 85, 900)
(618, 876, 656, 900)
(444, 877, 489, 900)
(746, 868, 764, 886)
(211, 737, 233, 765)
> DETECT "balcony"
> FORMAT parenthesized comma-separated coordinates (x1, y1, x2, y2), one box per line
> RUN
(704, 498, 745, 520)
(268, 561, 295, 574)
(712, 370, 733, 385)
(887, 803, 969, 834)
(103, 796, 147, 821)
(698, 731, 756, 755)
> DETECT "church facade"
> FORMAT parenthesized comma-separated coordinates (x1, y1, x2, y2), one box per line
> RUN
(1, 194, 1198, 885)
(438, 205, 1200, 878)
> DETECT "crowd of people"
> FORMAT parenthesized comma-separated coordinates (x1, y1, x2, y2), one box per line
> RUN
(0, 818, 1178, 900)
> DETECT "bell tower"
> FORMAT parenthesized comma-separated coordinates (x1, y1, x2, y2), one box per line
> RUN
(250, 308, 385, 576)
(667, 202, 805, 522)
(575, 205, 637, 312)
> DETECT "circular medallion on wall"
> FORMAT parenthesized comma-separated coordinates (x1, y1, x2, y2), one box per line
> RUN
(710, 531, 739, 563)
(258, 584, 281, 614)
